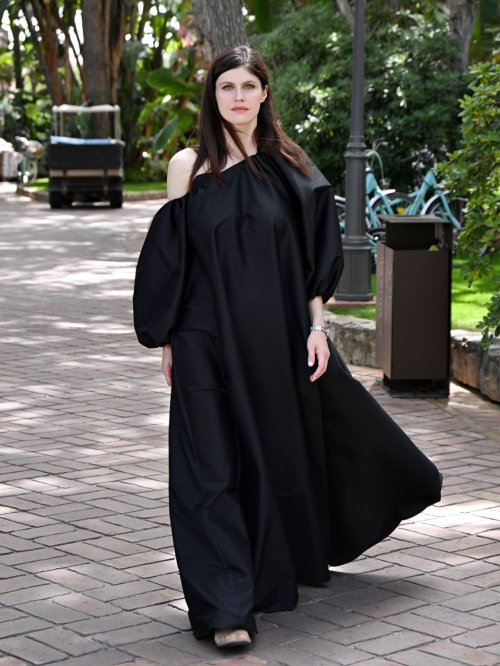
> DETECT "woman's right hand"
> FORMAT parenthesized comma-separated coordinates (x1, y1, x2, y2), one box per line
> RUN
(162, 344, 173, 386)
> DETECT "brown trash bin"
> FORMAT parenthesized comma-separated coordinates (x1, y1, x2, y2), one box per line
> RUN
(376, 214, 453, 396)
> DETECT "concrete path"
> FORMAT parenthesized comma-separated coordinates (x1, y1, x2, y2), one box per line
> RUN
(1, 183, 500, 666)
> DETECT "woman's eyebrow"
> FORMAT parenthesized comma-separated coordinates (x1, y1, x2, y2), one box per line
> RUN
(219, 80, 257, 85)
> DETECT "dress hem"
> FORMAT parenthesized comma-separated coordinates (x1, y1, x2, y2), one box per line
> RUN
(327, 472, 444, 568)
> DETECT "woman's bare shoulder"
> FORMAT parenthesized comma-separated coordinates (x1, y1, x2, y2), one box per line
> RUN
(167, 148, 203, 200)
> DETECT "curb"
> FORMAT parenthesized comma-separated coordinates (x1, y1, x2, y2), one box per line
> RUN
(16, 186, 167, 203)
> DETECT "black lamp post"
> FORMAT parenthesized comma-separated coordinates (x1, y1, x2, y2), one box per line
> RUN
(335, 0, 372, 301)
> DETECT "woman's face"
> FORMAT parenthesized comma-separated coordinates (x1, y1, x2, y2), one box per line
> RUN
(215, 66, 268, 128)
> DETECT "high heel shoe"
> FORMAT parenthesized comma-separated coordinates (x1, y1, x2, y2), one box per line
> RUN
(214, 627, 252, 647)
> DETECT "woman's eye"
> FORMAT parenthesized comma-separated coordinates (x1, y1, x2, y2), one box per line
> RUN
(223, 84, 255, 90)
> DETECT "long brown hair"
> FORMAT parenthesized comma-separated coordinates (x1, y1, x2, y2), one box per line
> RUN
(185, 44, 312, 189)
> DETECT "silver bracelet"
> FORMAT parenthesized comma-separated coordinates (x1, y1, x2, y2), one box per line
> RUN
(310, 325, 330, 337)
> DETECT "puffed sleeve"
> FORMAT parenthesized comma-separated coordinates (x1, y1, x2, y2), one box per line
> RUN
(303, 177, 344, 303)
(275, 153, 344, 303)
(132, 195, 188, 348)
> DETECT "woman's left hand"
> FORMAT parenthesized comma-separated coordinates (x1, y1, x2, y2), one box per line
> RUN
(307, 331, 330, 381)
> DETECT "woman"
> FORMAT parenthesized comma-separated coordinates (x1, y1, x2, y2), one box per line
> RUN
(133, 45, 443, 649)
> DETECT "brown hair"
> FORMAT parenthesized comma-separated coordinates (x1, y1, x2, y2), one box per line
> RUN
(185, 44, 312, 189)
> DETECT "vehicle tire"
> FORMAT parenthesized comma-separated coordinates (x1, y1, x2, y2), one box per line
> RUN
(49, 191, 63, 209)
(109, 191, 123, 208)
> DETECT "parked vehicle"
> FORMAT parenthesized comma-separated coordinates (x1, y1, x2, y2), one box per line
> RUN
(46, 104, 125, 209)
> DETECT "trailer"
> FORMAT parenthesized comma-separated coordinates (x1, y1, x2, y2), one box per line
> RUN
(47, 104, 125, 209)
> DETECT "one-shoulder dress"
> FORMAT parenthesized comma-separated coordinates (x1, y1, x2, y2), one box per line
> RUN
(132, 150, 443, 640)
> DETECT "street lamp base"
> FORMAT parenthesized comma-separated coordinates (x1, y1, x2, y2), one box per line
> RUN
(335, 243, 373, 301)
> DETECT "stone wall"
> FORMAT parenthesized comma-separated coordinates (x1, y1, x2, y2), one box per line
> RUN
(451, 330, 500, 403)
(323, 312, 500, 403)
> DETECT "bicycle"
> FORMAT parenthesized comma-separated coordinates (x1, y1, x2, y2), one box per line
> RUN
(366, 140, 414, 225)
(15, 135, 44, 185)
(400, 147, 467, 244)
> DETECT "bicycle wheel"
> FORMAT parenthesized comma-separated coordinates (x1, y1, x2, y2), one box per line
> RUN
(27, 160, 38, 184)
(335, 197, 346, 235)
(423, 194, 468, 248)
(371, 191, 413, 218)
(366, 226, 386, 274)
(21, 158, 37, 184)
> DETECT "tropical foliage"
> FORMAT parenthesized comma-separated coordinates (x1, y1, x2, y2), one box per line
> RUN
(437, 47, 500, 347)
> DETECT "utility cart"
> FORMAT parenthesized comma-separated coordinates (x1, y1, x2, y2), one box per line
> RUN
(46, 104, 125, 209)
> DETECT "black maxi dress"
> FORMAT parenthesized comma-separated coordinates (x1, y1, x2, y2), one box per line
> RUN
(132, 150, 443, 640)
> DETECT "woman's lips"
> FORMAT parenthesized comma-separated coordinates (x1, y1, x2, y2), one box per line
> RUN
(232, 108, 248, 113)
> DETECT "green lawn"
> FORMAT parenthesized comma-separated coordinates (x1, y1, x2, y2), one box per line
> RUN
(27, 178, 166, 193)
(327, 255, 500, 332)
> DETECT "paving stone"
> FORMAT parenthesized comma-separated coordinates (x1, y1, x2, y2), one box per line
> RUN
(135, 603, 192, 630)
(471, 603, 500, 621)
(391, 647, 486, 666)
(68, 563, 138, 585)
(323, 588, 395, 610)
(14, 599, 88, 624)
(421, 640, 500, 665)
(1, 582, 71, 606)
(92, 620, 178, 646)
(0, 657, 28, 666)
(68, 611, 150, 636)
(0, 608, 24, 622)
(123, 559, 178, 578)
(320, 621, 400, 645)
(51, 591, 122, 617)
(36, 567, 106, 591)
(383, 612, 465, 638)
(120, 640, 202, 666)
(16, 555, 87, 574)
(0, 617, 52, 639)
(299, 604, 371, 628)
(377, 580, 454, 603)
(260, 609, 345, 635)
(254, 644, 339, 665)
(284, 635, 372, 663)
(111, 588, 182, 610)
(0, 635, 67, 664)
(44, 649, 134, 666)
(85, 579, 161, 602)
(354, 595, 427, 618)
(440, 590, 500, 611)
(27, 626, 102, 656)
(453, 625, 500, 648)
(412, 605, 493, 630)
(355, 630, 434, 655)
(0, 574, 48, 594)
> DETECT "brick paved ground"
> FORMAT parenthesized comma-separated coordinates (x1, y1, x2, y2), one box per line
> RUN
(1, 182, 500, 666)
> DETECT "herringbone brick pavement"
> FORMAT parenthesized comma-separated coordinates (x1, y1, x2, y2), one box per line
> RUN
(0, 183, 499, 666)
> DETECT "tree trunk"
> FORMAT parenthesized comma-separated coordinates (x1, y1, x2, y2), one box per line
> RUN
(36, 0, 66, 104)
(191, 0, 247, 65)
(82, 0, 110, 136)
(108, 0, 127, 105)
(446, 0, 477, 73)
(20, 0, 61, 104)
(11, 15, 23, 90)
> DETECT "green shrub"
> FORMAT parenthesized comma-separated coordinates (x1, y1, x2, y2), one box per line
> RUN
(260, 3, 466, 193)
(437, 49, 500, 348)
